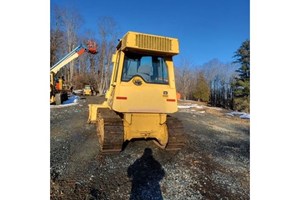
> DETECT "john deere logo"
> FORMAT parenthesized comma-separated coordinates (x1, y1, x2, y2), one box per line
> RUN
(163, 91, 168, 97)
(133, 78, 142, 86)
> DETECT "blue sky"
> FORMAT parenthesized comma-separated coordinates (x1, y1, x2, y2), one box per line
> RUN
(50, 0, 249, 66)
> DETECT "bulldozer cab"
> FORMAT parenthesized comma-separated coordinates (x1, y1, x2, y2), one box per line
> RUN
(105, 31, 179, 114)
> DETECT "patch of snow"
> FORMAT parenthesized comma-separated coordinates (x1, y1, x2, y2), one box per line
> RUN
(73, 89, 83, 95)
(226, 113, 234, 117)
(62, 95, 80, 104)
(50, 95, 80, 109)
(240, 114, 250, 119)
(178, 104, 205, 109)
(178, 105, 193, 109)
(230, 111, 246, 115)
(227, 111, 250, 119)
(178, 103, 221, 111)
(50, 102, 78, 108)
(203, 106, 222, 111)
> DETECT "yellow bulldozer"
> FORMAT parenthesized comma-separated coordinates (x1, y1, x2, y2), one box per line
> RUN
(88, 31, 184, 153)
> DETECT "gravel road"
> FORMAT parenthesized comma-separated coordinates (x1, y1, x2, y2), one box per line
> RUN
(50, 95, 250, 200)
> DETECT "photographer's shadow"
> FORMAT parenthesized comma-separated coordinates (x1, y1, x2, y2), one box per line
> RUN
(127, 148, 165, 200)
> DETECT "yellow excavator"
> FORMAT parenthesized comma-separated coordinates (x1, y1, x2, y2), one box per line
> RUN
(88, 31, 184, 153)
(50, 41, 97, 105)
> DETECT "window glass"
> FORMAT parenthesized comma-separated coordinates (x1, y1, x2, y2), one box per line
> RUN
(121, 54, 169, 84)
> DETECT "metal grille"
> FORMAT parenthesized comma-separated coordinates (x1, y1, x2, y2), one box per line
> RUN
(136, 34, 172, 52)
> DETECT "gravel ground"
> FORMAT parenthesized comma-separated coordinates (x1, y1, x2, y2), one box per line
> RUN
(50, 95, 250, 200)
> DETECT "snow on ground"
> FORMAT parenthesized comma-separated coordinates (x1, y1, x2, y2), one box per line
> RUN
(240, 113, 250, 119)
(73, 89, 83, 95)
(177, 103, 207, 115)
(226, 111, 250, 119)
(178, 102, 250, 119)
(63, 95, 80, 104)
(177, 104, 204, 109)
(50, 95, 80, 108)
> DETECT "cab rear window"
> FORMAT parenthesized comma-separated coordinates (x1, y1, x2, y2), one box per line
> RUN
(121, 54, 169, 84)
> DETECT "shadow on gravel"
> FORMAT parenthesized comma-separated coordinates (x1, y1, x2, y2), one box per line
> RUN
(217, 140, 250, 159)
(127, 148, 165, 200)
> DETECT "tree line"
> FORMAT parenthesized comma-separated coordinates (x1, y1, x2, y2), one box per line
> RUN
(175, 40, 250, 112)
(50, 5, 250, 112)
(51, 5, 120, 95)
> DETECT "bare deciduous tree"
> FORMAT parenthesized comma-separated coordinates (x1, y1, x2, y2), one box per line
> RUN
(55, 6, 83, 85)
(50, 5, 65, 67)
(50, 29, 64, 67)
(175, 58, 194, 100)
(96, 17, 120, 95)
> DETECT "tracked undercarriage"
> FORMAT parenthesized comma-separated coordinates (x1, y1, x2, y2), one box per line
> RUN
(96, 108, 185, 153)
(165, 116, 185, 151)
(96, 109, 124, 153)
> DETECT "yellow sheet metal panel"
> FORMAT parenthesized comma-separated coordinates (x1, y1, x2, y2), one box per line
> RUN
(87, 103, 109, 123)
(123, 113, 168, 147)
(112, 79, 178, 113)
(165, 59, 176, 89)
(109, 49, 178, 113)
(121, 31, 179, 55)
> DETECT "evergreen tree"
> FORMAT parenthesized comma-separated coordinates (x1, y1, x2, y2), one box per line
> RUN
(232, 40, 250, 112)
(193, 72, 210, 102)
